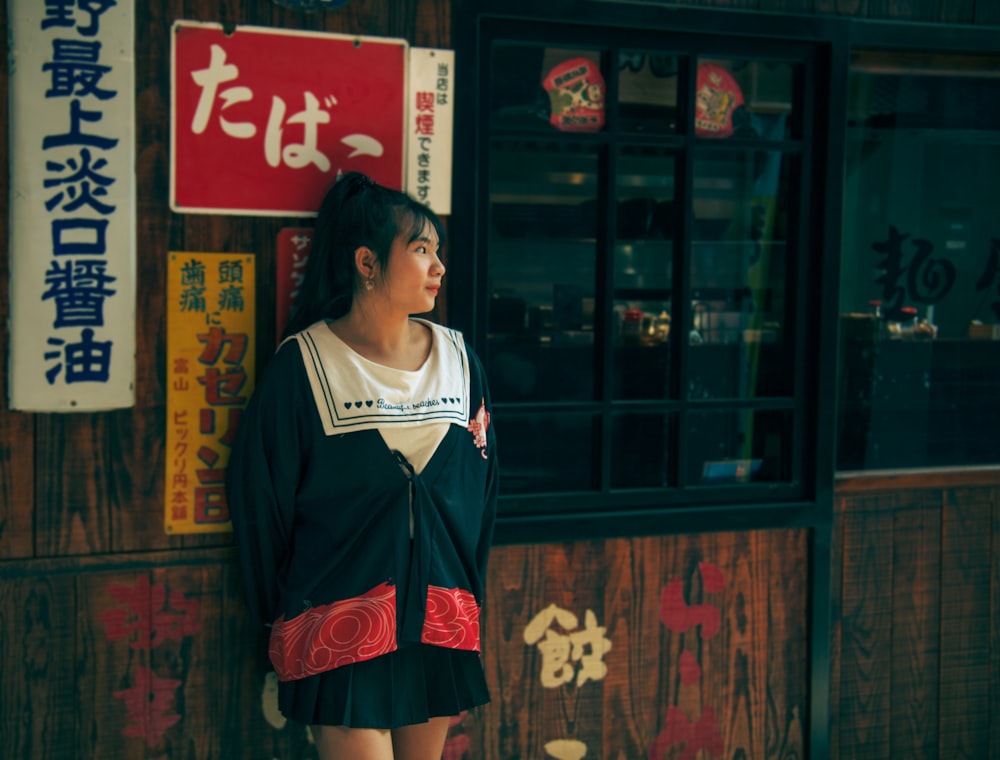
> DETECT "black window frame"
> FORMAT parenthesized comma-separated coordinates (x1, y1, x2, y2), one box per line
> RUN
(450, 1, 845, 544)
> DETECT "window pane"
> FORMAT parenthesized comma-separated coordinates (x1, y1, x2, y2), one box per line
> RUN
(611, 412, 673, 488)
(613, 144, 675, 400)
(693, 58, 796, 140)
(613, 298, 671, 399)
(491, 44, 606, 133)
(837, 51, 1000, 470)
(487, 139, 598, 402)
(689, 150, 795, 398)
(496, 413, 599, 494)
(685, 409, 792, 485)
(618, 51, 679, 134)
(616, 144, 675, 271)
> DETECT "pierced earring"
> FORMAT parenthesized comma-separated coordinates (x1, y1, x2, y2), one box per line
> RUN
(364, 278, 375, 292)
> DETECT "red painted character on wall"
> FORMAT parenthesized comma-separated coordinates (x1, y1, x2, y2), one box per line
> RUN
(651, 561, 726, 760)
(98, 575, 203, 747)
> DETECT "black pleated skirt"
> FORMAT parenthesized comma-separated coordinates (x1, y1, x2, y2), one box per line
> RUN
(277, 643, 490, 729)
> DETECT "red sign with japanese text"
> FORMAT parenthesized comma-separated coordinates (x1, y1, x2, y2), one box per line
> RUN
(171, 21, 407, 216)
(275, 228, 313, 344)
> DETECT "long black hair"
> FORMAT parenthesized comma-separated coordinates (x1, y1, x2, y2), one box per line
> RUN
(283, 171, 446, 339)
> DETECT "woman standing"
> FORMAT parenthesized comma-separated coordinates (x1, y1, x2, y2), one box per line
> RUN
(226, 172, 498, 759)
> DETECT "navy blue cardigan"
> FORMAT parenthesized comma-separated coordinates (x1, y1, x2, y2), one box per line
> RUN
(226, 330, 498, 682)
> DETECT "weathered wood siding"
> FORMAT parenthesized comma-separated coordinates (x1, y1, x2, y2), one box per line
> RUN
(0, 532, 808, 759)
(0, 0, 454, 561)
(832, 477, 1000, 760)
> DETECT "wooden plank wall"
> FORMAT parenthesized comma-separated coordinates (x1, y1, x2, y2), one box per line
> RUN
(0, 0, 997, 568)
(832, 477, 1000, 760)
(0, 0, 453, 561)
(0, 1, 998, 760)
(0, 531, 808, 759)
(0, 550, 321, 759)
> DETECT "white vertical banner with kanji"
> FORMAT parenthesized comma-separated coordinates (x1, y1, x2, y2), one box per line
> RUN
(406, 48, 454, 215)
(7, 0, 136, 410)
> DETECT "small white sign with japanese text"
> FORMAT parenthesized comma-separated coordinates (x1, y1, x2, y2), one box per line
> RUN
(406, 48, 454, 215)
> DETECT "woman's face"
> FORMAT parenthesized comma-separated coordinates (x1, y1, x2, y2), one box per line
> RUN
(379, 217, 445, 315)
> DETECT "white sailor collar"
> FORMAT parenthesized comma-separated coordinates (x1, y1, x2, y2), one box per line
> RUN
(287, 318, 471, 436)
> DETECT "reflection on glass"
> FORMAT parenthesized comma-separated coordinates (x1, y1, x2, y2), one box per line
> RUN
(686, 409, 791, 485)
(490, 139, 598, 240)
(618, 51, 679, 133)
(693, 58, 795, 140)
(613, 298, 671, 399)
(495, 413, 598, 494)
(616, 144, 675, 291)
(615, 145, 674, 398)
(491, 43, 606, 132)
(688, 150, 794, 399)
(611, 413, 673, 488)
(487, 140, 598, 403)
(836, 51, 1000, 471)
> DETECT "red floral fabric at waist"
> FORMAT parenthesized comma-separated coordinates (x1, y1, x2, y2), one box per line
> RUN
(269, 582, 480, 682)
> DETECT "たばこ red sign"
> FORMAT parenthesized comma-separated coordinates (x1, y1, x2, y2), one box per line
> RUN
(171, 22, 407, 216)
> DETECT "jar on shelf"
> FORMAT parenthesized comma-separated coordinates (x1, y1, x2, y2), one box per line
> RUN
(622, 308, 644, 345)
(887, 306, 919, 339)
(653, 310, 671, 342)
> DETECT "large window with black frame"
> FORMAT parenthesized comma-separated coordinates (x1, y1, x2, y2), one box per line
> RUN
(471, 20, 825, 516)
(837, 49, 1000, 472)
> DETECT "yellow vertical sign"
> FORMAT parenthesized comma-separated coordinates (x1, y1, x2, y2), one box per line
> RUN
(166, 252, 256, 534)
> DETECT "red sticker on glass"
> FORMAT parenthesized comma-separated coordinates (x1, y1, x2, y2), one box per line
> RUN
(542, 57, 605, 133)
(694, 62, 744, 138)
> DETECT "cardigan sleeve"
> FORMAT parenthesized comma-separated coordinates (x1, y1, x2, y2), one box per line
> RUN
(469, 346, 499, 592)
(226, 341, 305, 628)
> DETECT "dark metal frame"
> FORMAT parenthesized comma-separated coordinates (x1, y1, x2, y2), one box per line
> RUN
(451, 0, 844, 538)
